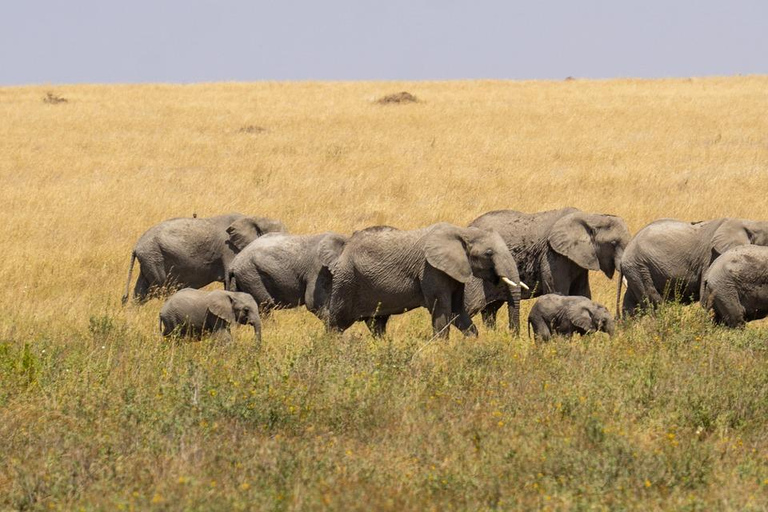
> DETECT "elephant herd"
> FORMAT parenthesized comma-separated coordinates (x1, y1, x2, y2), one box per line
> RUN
(122, 209, 768, 344)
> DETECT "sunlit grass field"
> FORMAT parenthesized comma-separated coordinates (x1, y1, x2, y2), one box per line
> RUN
(1, 77, 768, 510)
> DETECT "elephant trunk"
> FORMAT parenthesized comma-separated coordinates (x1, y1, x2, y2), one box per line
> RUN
(603, 317, 616, 336)
(494, 253, 522, 333)
(252, 319, 262, 345)
(614, 248, 624, 320)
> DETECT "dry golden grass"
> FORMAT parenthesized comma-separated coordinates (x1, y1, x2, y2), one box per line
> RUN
(1, 77, 768, 509)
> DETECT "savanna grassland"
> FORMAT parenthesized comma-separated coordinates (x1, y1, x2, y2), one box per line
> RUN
(1, 77, 768, 510)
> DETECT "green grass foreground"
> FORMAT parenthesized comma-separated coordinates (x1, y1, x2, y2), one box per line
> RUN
(2, 304, 767, 510)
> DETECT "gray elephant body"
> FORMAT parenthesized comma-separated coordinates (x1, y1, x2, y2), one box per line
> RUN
(527, 294, 615, 342)
(468, 208, 630, 328)
(228, 232, 346, 320)
(701, 245, 768, 327)
(325, 223, 522, 337)
(619, 218, 768, 316)
(159, 288, 262, 342)
(123, 214, 287, 303)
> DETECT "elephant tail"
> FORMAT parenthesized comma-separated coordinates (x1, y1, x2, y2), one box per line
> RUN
(615, 267, 624, 320)
(527, 317, 531, 339)
(122, 251, 137, 305)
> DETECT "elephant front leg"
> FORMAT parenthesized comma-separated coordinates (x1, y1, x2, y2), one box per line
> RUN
(451, 288, 478, 337)
(427, 293, 454, 338)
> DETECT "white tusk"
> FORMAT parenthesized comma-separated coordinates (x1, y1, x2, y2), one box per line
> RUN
(501, 276, 526, 289)
(622, 276, 628, 287)
(501, 277, 518, 287)
(519, 281, 530, 290)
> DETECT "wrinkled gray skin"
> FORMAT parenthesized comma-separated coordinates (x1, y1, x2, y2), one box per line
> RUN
(159, 288, 262, 343)
(324, 223, 522, 338)
(527, 294, 615, 342)
(701, 245, 768, 328)
(122, 213, 287, 304)
(227, 232, 347, 321)
(618, 218, 768, 317)
(468, 208, 630, 329)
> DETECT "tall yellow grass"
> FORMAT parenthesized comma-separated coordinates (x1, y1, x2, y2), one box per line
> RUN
(2, 77, 767, 335)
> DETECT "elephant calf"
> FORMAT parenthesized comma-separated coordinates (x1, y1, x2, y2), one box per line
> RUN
(701, 245, 768, 328)
(159, 288, 262, 343)
(527, 294, 615, 342)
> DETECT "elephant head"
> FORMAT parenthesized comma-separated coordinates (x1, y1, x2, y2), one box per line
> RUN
(710, 219, 768, 264)
(425, 224, 522, 287)
(226, 216, 288, 252)
(548, 212, 631, 279)
(209, 291, 262, 341)
(568, 300, 615, 336)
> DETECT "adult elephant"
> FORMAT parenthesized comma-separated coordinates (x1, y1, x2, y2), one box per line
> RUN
(122, 213, 287, 304)
(323, 223, 524, 338)
(618, 218, 768, 317)
(468, 208, 631, 328)
(701, 245, 768, 328)
(227, 232, 347, 321)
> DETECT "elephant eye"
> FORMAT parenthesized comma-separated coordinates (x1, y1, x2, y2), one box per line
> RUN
(485, 249, 494, 257)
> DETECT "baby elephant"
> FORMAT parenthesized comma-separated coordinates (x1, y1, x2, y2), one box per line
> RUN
(528, 294, 615, 341)
(701, 245, 768, 328)
(159, 288, 262, 343)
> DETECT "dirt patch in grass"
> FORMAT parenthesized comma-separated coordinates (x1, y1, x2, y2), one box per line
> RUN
(238, 125, 267, 134)
(376, 91, 418, 105)
(43, 92, 68, 104)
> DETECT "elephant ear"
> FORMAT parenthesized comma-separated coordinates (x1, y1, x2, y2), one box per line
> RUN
(253, 217, 288, 235)
(711, 220, 751, 261)
(548, 214, 600, 271)
(571, 306, 594, 332)
(207, 292, 236, 324)
(425, 224, 472, 283)
(226, 216, 286, 252)
(317, 233, 348, 274)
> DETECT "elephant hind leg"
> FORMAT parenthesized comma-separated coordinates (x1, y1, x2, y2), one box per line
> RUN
(480, 301, 503, 329)
(133, 272, 153, 303)
(364, 316, 389, 337)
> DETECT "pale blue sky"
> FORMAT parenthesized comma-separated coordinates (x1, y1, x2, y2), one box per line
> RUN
(1, 0, 765, 85)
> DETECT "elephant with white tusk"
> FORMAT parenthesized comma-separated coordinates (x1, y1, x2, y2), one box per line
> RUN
(324, 223, 523, 338)
(466, 208, 630, 330)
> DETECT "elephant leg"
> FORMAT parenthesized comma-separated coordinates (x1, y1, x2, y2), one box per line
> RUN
(427, 292, 453, 338)
(136, 258, 168, 298)
(451, 289, 477, 337)
(529, 317, 552, 342)
(133, 272, 152, 303)
(480, 301, 503, 329)
(569, 271, 591, 298)
(622, 289, 639, 317)
(364, 316, 390, 337)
